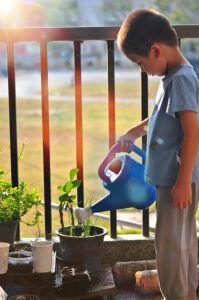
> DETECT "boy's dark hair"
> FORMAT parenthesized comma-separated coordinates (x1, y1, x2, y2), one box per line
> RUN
(117, 8, 178, 56)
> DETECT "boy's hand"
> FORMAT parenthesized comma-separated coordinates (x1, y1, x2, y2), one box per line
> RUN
(117, 118, 148, 152)
(117, 133, 135, 153)
(171, 181, 192, 209)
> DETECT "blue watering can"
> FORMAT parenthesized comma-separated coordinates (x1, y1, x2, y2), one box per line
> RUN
(75, 143, 157, 223)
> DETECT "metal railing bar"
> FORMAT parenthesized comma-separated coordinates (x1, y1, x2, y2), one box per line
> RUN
(0, 27, 119, 42)
(141, 71, 149, 237)
(7, 42, 18, 187)
(7, 41, 20, 240)
(74, 41, 84, 207)
(107, 40, 117, 238)
(173, 25, 199, 38)
(40, 40, 52, 239)
(0, 25, 199, 42)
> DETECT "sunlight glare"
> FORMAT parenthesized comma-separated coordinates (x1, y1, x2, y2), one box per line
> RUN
(0, 0, 16, 14)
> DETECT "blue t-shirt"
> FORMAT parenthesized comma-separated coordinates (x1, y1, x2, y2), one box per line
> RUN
(145, 64, 199, 186)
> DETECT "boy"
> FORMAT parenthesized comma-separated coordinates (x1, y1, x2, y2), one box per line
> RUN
(117, 8, 199, 300)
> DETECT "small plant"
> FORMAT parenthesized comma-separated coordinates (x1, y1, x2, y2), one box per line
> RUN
(57, 168, 81, 229)
(56, 169, 107, 272)
(0, 169, 42, 226)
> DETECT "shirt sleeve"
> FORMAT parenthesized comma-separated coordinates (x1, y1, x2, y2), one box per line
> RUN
(166, 74, 199, 118)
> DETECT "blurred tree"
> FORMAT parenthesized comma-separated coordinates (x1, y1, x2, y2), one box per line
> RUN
(153, 0, 170, 12)
(98, 0, 134, 25)
(153, 0, 199, 24)
(43, 0, 79, 27)
(99, 0, 199, 25)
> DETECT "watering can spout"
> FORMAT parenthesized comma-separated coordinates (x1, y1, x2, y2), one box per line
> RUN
(75, 206, 94, 224)
(75, 194, 113, 224)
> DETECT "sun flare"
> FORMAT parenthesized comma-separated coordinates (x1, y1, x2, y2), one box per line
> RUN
(0, 0, 16, 14)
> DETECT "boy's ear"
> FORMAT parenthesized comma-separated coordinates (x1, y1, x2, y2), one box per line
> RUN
(150, 43, 161, 58)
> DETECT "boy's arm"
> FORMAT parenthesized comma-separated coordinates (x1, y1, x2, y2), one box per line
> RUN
(118, 117, 149, 152)
(171, 111, 199, 209)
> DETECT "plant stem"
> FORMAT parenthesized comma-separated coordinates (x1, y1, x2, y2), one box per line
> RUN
(69, 205, 75, 226)
(59, 204, 64, 228)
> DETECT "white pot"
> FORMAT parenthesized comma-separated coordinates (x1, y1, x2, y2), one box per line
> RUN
(0, 242, 10, 274)
(31, 240, 53, 273)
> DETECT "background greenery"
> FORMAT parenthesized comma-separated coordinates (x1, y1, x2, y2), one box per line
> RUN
(1, 0, 199, 27)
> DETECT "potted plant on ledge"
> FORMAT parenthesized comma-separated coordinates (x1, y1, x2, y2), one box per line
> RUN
(0, 169, 42, 245)
(56, 168, 107, 274)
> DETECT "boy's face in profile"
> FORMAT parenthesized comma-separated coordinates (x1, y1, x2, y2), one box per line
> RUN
(127, 43, 167, 76)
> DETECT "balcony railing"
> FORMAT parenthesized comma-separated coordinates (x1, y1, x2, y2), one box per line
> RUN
(1, 25, 199, 239)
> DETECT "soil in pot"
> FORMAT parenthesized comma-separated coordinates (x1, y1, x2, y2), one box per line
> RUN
(59, 225, 104, 237)
(57, 225, 107, 274)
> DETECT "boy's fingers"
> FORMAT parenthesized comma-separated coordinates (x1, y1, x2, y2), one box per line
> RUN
(173, 200, 191, 209)
(117, 139, 133, 153)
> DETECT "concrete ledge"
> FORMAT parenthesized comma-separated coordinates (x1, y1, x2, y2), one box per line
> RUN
(102, 234, 156, 264)
(32, 235, 156, 264)
(17, 234, 199, 265)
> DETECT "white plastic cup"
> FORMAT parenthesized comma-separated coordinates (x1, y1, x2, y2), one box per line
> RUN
(31, 240, 53, 273)
(0, 242, 10, 274)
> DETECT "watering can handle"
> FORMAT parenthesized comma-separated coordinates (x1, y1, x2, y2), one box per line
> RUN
(98, 143, 146, 183)
(110, 143, 146, 160)
(131, 144, 146, 160)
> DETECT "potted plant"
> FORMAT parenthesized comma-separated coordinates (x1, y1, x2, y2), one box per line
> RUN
(0, 169, 42, 245)
(56, 168, 107, 274)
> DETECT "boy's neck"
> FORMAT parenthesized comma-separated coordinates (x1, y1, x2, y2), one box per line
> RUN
(164, 46, 188, 74)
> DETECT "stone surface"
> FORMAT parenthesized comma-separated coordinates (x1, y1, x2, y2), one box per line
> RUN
(102, 235, 156, 264)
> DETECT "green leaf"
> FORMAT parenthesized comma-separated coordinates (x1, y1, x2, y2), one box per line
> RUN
(59, 193, 68, 202)
(69, 168, 79, 181)
(66, 198, 74, 204)
(71, 179, 81, 189)
(63, 181, 73, 193)
(57, 185, 63, 191)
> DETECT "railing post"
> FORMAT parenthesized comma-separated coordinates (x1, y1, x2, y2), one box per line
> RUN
(141, 71, 149, 237)
(7, 41, 20, 240)
(74, 41, 84, 207)
(107, 40, 117, 238)
(40, 40, 52, 239)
